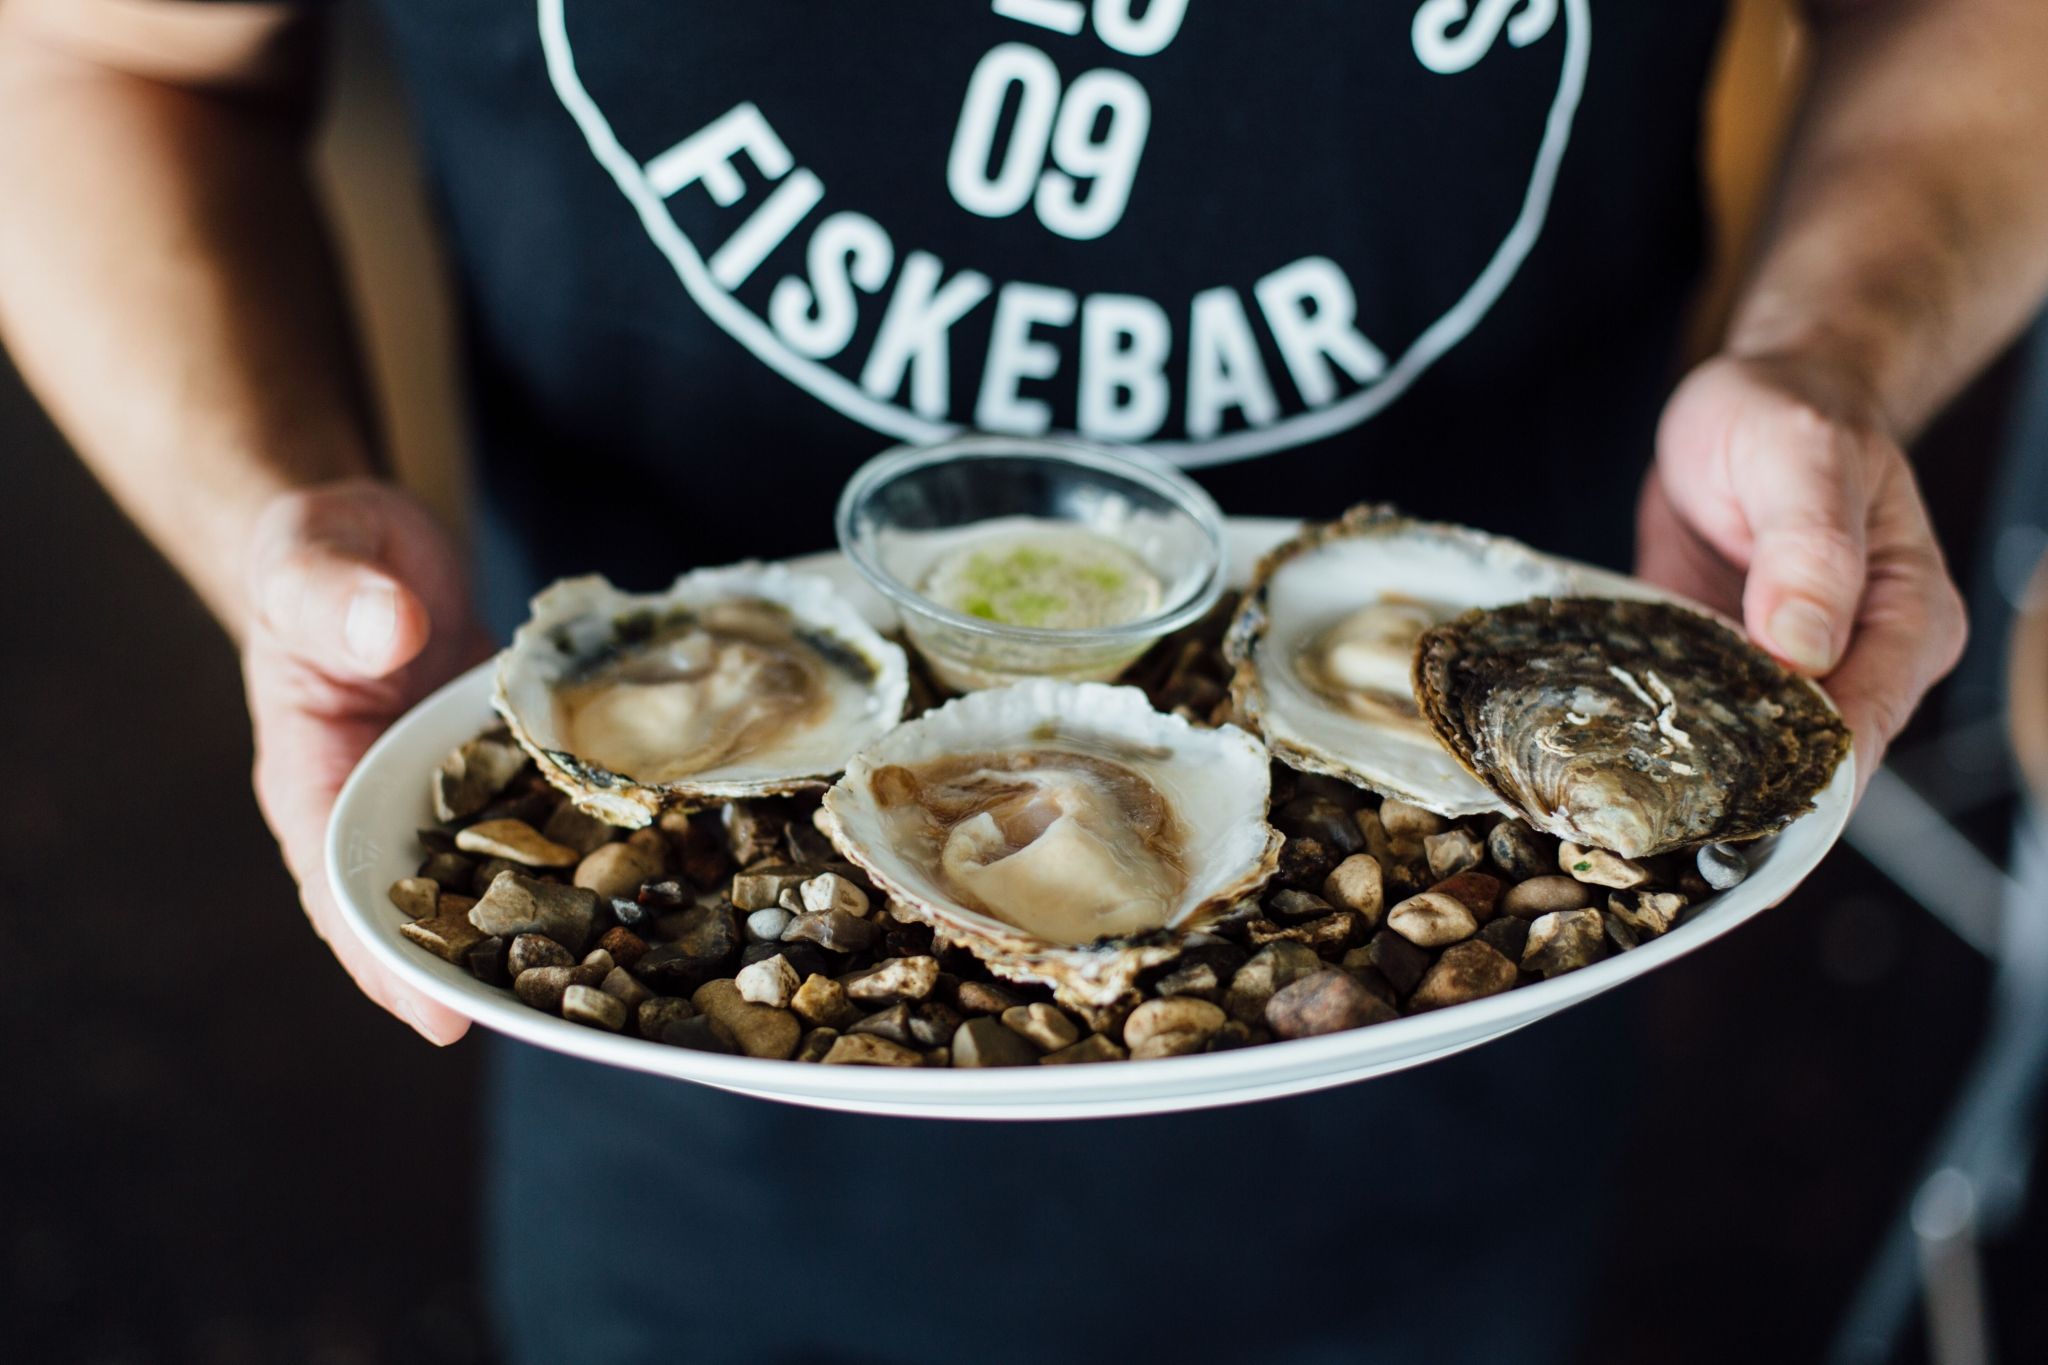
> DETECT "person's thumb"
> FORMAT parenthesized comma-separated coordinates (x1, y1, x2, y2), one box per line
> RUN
(247, 489, 433, 679)
(1729, 407, 1874, 677)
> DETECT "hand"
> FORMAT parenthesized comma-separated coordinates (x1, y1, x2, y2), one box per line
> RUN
(1639, 353, 1968, 787)
(242, 478, 490, 1043)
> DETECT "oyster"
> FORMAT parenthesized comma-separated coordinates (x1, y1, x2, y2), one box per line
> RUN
(1225, 505, 1577, 815)
(1414, 597, 1850, 858)
(820, 681, 1281, 1008)
(494, 565, 909, 826)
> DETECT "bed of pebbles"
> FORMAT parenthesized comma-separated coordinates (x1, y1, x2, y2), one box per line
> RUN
(391, 600, 1747, 1067)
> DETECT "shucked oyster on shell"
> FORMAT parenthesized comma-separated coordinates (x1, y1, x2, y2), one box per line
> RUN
(1225, 505, 1578, 817)
(494, 565, 909, 827)
(1414, 597, 1851, 859)
(820, 681, 1282, 1009)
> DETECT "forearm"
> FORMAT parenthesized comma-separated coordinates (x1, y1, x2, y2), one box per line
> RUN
(1726, 0, 2048, 436)
(0, 3, 377, 632)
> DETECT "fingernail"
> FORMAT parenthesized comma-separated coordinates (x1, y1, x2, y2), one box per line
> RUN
(399, 999, 434, 1038)
(345, 582, 399, 670)
(1768, 600, 1836, 673)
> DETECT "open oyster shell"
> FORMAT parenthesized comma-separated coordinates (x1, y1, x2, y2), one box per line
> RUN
(1414, 597, 1851, 858)
(493, 565, 909, 827)
(1224, 505, 1578, 816)
(820, 681, 1282, 1008)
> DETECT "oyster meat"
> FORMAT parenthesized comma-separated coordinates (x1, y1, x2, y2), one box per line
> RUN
(494, 565, 908, 826)
(1414, 597, 1850, 858)
(1225, 505, 1578, 815)
(821, 681, 1281, 1007)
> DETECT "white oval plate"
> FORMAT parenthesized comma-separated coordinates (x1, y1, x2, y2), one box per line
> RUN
(329, 519, 1853, 1120)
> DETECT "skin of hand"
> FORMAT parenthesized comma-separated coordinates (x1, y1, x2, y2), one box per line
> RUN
(243, 479, 491, 1044)
(1638, 352, 1969, 788)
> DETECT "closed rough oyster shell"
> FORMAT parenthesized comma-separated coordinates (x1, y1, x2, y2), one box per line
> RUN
(1414, 597, 1849, 858)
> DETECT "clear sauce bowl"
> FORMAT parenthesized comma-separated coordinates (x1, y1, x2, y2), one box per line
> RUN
(835, 436, 1228, 692)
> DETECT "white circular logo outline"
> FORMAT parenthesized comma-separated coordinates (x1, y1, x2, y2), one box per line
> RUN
(537, 0, 1590, 469)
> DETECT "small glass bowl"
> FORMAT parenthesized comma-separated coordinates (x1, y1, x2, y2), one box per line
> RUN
(835, 435, 1228, 691)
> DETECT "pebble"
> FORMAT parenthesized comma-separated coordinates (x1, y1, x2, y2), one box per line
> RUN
(1378, 799, 1445, 841)
(1040, 1034, 1128, 1065)
(1697, 842, 1750, 890)
(562, 984, 626, 1031)
(690, 979, 802, 1060)
(1275, 836, 1340, 890)
(1387, 891, 1479, 948)
(722, 802, 788, 868)
(823, 1033, 925, 1066)
(1271, 795, 1367, 856)
(1604, 911, 1642, 952)
(596, 925, 648, 968)
(417, 851, 475, 888)
(881, 922, 936, 959)
(1607, 890, 1689, 938)
(636, 996, 696, 1039)
(572, 842, 663, 900)
(398, 913, 485, 964)
(542, 803, 617, 857)
(514, 966, 577, 1012)
(581, 948, 615, 974)
(600, 966, 652, 1011)
(793, 1027, 839, 1063)
(731, 863, 807, 911)
(784, 818, 838, 866)
(1477, 915, 1530, 963)
(1521, 909, 1608, 977)
(1501, 875, 1596, 919)
(1486, 820, 1556, 881)
(466, 935, 509, 985)
(781, 908, 878, 954)
(952, 980, 1028, 1016)
(1130, 1030, 1209, 1059)
(745, 907, 795, 944)
(667, 813, 734, 890)
(507, 932, 574, 976)
(1223, 942, 1325, 1024)
(1204, 1021, 1261, 1052)
(1152, 960, 1222, 1002)
(469, 870, 600, 953)
(952, 1016, 1041, 1067)
(1431, 871, 1502, 920)
(1002, 1002, 1082, 1053)
(800, 872, 870, 918)
(1248, 911, 1362, 953)
(387, 877, 440, 920)
(1124, 997, 1226, 1051)
(790, 973, 863, 1030)
(432, 736, 527, 822)
(909, 1002, 963, 1049)
(1409, 941, 1518, 1012)
(849, 1003, 918, 1047)
(662, 1014, 738, 1054)
(1322, 854, 1385, 926)
(455, 818, 580, 868)
(625, 825, 669, 868)
(633, 903, 740, 984)
(1340, 957, 1399, 1008)
(845, 956, 940, 1006)
(735, 953, 801, 1008)
(471, 856, 524, 897)
(1424, 828, 1485, 880)
(1560, 842, 1651, 889)
(1365, 929, 1430, 996)
(1265, 969, 1397, 1039)
(1266, 889, 1333, 923)
(608, 895, 657, 931)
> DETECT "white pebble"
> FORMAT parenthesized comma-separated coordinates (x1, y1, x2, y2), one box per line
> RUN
(800, 872, 870, 918)
(745, 907, 794, 943)
(736, 954, 800, 1009)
